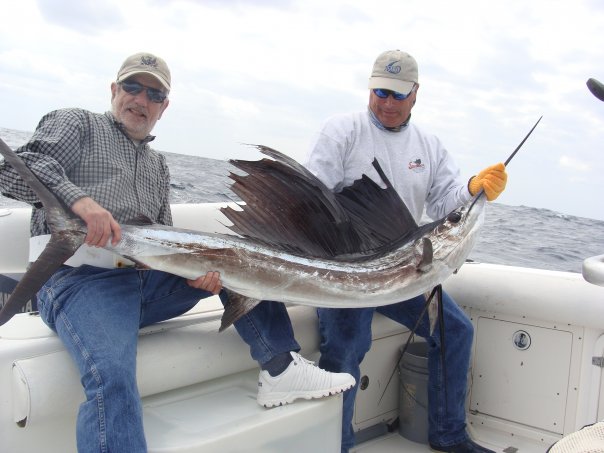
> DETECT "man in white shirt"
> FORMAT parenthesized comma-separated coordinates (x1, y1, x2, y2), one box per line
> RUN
(304, 49, 506, 453)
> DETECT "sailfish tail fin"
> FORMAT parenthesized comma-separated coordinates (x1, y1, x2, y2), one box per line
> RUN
(0, 138, 85, 326)
(0, 233, 84, 325)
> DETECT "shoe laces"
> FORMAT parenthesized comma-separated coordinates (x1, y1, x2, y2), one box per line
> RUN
(293, 353, 316, 367)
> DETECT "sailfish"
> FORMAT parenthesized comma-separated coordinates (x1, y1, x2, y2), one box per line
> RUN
(0, 139, 486, 331)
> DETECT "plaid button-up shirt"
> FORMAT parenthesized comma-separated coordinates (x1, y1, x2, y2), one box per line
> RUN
(0, 108, 172, 236)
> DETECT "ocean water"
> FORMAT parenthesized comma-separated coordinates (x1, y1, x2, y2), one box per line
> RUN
(2, 127, 603, 274)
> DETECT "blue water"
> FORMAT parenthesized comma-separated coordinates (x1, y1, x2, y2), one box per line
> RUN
(2, 127, 603, 274)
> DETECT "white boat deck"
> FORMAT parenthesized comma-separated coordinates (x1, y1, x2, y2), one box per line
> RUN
(353, 426, 549, 452)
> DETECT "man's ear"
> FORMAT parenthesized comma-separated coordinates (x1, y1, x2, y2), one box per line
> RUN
(412, 83, 419, 105)
(158, 99, 170, 120)
(110, 82, 118, 101)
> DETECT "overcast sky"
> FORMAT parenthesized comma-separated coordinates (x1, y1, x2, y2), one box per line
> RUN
(1, 0, 603, 221)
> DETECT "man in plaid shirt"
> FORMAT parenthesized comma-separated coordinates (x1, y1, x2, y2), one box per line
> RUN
(0, 52, 353, 452)
(0, 52, 224, 452)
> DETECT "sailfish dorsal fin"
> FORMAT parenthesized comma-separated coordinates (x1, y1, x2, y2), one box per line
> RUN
(221, 145, 424, 258)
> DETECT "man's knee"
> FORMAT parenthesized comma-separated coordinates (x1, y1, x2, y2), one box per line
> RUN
(318, 308, 372, 367)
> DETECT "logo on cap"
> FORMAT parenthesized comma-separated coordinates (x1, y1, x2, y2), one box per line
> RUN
(385, 61, 401, 75)
(140, 55, 159, 68)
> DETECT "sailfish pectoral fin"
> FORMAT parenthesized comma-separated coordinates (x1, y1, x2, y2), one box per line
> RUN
(0, 231, 85, 326)
(219, 288, 262, 332)
(417, 237, 433, 272)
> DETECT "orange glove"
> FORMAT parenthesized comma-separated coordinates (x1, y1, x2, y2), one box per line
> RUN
(468, 163, 507, 201)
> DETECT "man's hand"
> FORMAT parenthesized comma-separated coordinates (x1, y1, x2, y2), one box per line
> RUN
(468, 163, 508, 201)
(187, 271, 222, 295)
(71, 197, 121, 247)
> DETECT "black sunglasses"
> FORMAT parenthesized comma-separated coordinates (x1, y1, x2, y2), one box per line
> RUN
(373, 87, 414, 101)
(120, 80, 167, 103)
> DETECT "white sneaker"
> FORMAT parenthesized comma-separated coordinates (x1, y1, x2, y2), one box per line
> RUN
(257, 351, 356, 408)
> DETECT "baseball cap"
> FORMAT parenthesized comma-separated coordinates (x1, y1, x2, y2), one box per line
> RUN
(116, 52, 171, 91)
(368, 50, 418, 94)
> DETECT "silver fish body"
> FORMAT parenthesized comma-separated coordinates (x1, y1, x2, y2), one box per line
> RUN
(0, 138, 484, 330)
(111, 196, 484, 309)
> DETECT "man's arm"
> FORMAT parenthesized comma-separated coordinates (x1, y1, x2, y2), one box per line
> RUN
(71, 197, 122, 247)
(0, 109, 89, 207)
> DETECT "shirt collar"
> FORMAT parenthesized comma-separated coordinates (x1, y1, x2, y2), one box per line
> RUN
(105, 111, 156, 144)
(367, 107, 410, 132)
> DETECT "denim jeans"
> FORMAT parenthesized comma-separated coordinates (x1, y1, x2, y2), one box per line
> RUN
(318, 292, 474, 453)
(229, 300, 301, 365)
(36, 265, 218, 453)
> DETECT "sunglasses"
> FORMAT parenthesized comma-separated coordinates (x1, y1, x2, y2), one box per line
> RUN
(120, 80, 167, 103)
(373, 87, 414, 101)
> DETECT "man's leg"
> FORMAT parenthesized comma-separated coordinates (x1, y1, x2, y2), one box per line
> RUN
(38, 266, 149, 453)
(317, 307, 375, 453)
(138, 269, 216, 327)
(229, 300, 301, 364)
(377, 293, 491, 452)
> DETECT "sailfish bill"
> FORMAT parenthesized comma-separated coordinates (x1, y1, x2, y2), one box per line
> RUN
(0, 139, 484, 331)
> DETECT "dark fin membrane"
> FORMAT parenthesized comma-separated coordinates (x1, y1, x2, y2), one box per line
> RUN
(222, 145, 362, 258)
(0, 138, 85, 326)
(334, 159, 418, 246)
(219, 288, 262, 332)
(222, 145, 434, 260)
(0, 232, 84, 325)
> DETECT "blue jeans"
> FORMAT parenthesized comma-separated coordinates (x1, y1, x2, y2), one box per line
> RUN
(229, 300, 301, 365)
(318, 292, 474, 453)
(36, 265, 218, 453)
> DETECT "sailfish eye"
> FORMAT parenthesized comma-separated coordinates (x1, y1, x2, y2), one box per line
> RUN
(447, 212, 462, 223)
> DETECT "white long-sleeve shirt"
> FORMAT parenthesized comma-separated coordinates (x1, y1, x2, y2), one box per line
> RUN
(304, 111, 472, 223)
